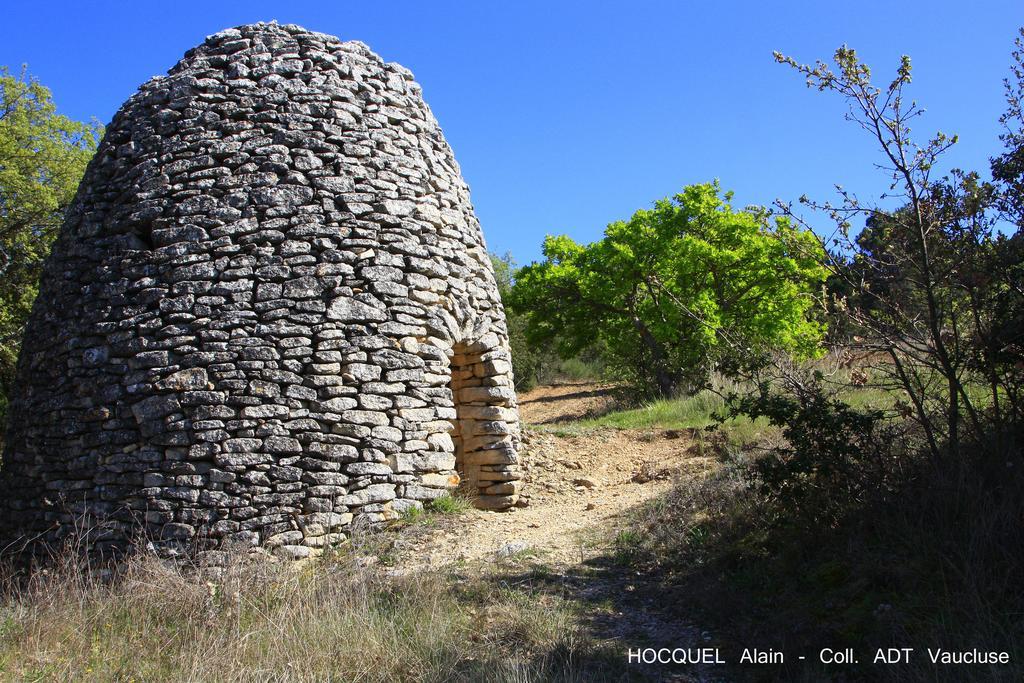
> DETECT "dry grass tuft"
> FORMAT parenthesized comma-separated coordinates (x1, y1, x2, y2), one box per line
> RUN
(0, 536, 620, 682)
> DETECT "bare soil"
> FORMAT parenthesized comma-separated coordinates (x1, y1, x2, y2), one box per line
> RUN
(399, 382, 715, 569)
(517, 380, 621, 424)
(390, 382, 719, 681)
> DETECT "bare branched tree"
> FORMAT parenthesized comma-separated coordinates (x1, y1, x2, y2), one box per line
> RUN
(773, 44, 1022, 460)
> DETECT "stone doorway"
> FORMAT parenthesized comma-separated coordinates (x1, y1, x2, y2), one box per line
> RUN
(447, 338, 521, 509)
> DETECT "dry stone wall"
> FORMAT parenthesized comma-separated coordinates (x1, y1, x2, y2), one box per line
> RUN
(0, 23, 521, 557)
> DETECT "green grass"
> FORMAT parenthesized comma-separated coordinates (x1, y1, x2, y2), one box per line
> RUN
(582, 389, 725, 430)
(826, 363, 998, 415)
(532, 383, 770, 453)
(530, 380, 735, 436)
(840, 385, 896, 411)
(394, 493, 473, 529)
(427, 493, 471, 515)
(531, 369, 906, 439)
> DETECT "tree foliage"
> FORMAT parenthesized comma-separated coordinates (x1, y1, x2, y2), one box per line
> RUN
(490, 252, 561, 391)
(511, 183, 827, 397)
(992, 28, 1024, 227)
(984, 29, 1024, 417)
(732, 373, 902, 523)
(775, 41, 1024, 458)
(0, 66, 101, 423)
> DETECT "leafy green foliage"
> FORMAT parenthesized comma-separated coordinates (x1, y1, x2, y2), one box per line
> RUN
(729, 377, 901, 522)
(0, 66, 100, 426)
(490, 252, 561, 391)
(511, 183, 827, 397)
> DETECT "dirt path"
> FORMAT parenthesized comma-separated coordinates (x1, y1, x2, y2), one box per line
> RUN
(399, 382, 715, 571)
(386, 382, 720, 680)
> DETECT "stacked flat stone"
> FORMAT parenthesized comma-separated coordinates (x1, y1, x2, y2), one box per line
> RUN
(0, 23, 521, 557)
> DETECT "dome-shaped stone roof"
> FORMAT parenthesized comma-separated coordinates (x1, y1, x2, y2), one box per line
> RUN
(0, 23, 521, 558)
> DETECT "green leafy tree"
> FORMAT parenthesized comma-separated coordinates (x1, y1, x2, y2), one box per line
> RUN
(490, 252, 561, 391)
(0, 66, 101, 425)
(510, 183, 828, 397)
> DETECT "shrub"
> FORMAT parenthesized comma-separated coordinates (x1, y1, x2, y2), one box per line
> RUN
(729, 377, 906, 522)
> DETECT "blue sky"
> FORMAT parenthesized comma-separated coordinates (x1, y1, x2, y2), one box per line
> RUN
(2, 1, 1021, 264)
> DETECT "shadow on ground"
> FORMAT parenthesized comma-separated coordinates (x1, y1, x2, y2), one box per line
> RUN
(519, 383, 627, 425)
(466, 553, 717, 682)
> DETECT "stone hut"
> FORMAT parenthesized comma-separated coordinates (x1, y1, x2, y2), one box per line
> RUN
(0, 23, 521, 556)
